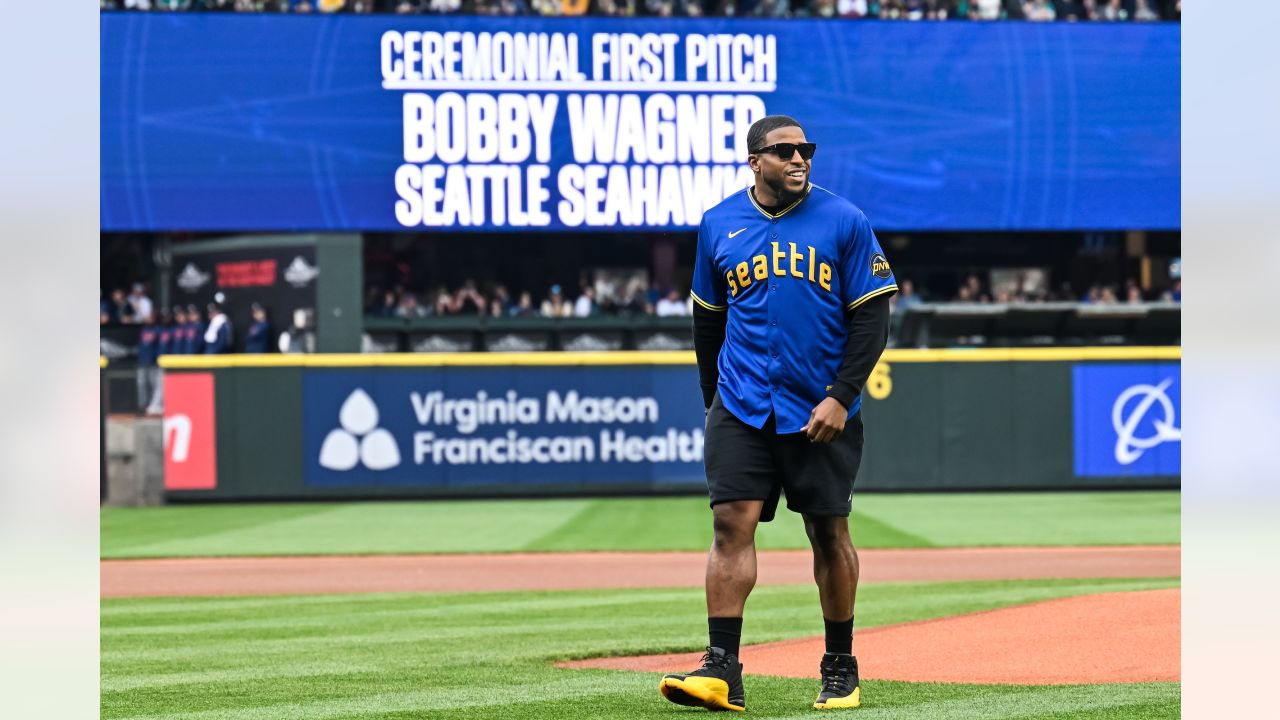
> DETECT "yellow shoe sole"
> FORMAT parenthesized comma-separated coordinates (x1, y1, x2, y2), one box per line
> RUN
(659, 676, 745, 712)
(813, 686, 861, 709)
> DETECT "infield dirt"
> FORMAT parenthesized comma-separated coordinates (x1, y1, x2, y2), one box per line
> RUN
(101, 545, 1179, 598)
(563, 588, 1180, 685)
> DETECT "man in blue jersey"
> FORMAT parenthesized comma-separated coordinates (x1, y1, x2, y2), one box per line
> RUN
(659, 116, 897, 713)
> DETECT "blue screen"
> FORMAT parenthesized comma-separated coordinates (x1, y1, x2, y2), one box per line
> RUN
(102, 14, 1180, 232)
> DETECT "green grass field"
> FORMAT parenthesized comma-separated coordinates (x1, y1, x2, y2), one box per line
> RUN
(102, 491, 1180, 558)
(102, 577, 1180, 720)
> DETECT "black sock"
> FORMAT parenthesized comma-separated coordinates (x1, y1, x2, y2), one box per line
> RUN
(708, 616, 743, 657)
(824, 616, 854, 656)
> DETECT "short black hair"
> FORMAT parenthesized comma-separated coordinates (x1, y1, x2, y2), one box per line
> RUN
(747, 115, 804, 154)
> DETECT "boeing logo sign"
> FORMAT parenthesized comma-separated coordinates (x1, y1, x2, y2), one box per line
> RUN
(1074, 363, 1181, 477)
(1112, 378, 1181, 466)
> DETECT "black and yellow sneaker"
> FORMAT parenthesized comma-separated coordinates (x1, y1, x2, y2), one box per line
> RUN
(813, 653, 860, 709)
(659, 646, 746, 712)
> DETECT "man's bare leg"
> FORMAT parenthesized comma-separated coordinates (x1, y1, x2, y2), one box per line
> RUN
(706, 500, 765, 616)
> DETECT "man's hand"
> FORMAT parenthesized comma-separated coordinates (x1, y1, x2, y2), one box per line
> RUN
(801, 397, 847, 443)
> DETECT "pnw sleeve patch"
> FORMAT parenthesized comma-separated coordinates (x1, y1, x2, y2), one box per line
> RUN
(870, 253, 892, 279)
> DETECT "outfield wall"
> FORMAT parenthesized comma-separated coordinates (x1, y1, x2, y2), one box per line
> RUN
(157, 348, 1180, 500)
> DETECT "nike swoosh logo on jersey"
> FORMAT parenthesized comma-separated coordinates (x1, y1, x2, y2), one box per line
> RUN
(728, 228, 747, 238)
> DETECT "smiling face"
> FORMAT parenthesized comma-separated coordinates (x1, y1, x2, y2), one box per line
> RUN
(749, 125, 811, 206)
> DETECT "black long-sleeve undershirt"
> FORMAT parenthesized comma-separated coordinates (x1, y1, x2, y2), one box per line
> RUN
(691, 294, 892, 412)
(692, 303, 728, 409)
(824, 294, 892, 410)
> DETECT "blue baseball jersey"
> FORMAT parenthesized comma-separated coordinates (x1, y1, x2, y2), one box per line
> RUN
(691, 183, 897, 434)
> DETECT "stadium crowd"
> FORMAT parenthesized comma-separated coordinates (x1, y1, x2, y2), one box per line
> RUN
(365, 280, 695, 318)
(101, 0, 1180, 21)
(362, 273, 1180, 321)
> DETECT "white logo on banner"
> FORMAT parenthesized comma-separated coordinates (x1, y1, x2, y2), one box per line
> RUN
(163, 414, 192, 463)
(319, 389, 401, 471)
(1112, 378, 1181, 465)
(283, 256, 319, 287)
(176, 263, 211, 292)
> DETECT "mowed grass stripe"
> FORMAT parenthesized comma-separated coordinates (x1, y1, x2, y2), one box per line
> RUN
(102, 492, 1180, 558)
(111, 677, 599, 720)
(101, 662, 375, 693)
(103, 577, 1177, 643)
(103, 579, 1179, 719)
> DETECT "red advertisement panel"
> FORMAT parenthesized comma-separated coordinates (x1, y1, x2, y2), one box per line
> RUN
(164, 373, 218, 490)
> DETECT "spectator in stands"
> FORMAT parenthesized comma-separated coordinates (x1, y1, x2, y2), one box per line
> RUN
(752, 0, 790, 16)
(1023, 0, 1054, 20)
(424, 0, 462, 12)
(1097, 286, 1119, 304)
(541, 284, 573, 317)
(100, 289, 122, 324)
(1133, 0, 1160, 20)
(655, 288, 689, 317)
(973, 0, 1001, 18)
(1170, 278, 1181, 302)
(573, 286, 598, 317)
(397, 292, 429, 318)
(245, 303, 273, 353)
(127, 283, 154, 324)
(291, 0, 316, 11)
(1123, 279, 1143, 304)
(895, 279, 923, 311)
(510, 291, 537, 317)
(452, 278, 487, 315)
(430, 287, 454, 315)
(596, 0, 636, 16)
(371, 290, 399, 317)
(1055, 0, 1085, 19)
(106, 288, 131, 324)
(491, 285, 513, 315)
(196, 0, 236, 9)
(1097, 0, 1125, 20)
(800, 0, 837, 16)
(136, 311, 161, 412)
(489, 298, 507, 318)
(203, 303, 234, 353)
(837, 0, 867, 16)
(475, 0, 528, 15)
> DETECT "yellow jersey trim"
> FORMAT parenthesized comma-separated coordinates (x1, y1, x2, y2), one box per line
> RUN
(748, 183, 812, 219)
(690, 291, 727, 311)
(846, 284, 899, 311)
(158, 346, 1180, 369)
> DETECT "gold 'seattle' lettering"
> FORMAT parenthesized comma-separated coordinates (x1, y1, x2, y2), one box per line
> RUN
(752, 255, 768, 280)
(725, 243, 834, 297)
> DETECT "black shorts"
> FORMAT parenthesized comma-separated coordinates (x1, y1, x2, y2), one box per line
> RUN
(703, 393, 865, 523)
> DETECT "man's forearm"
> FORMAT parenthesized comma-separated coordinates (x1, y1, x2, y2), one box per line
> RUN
(692, 304, 728, 408)
(825, 295, 891, 410)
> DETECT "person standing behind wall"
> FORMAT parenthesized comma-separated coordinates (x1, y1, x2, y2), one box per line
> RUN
(135, 312, 160, 414)
(203, 303, 233, 354)
(185, 304, 206, 355)
(244, 303, 272, 353)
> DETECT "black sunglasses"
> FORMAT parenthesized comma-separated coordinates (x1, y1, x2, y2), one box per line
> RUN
(750, 142, 817, 160)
